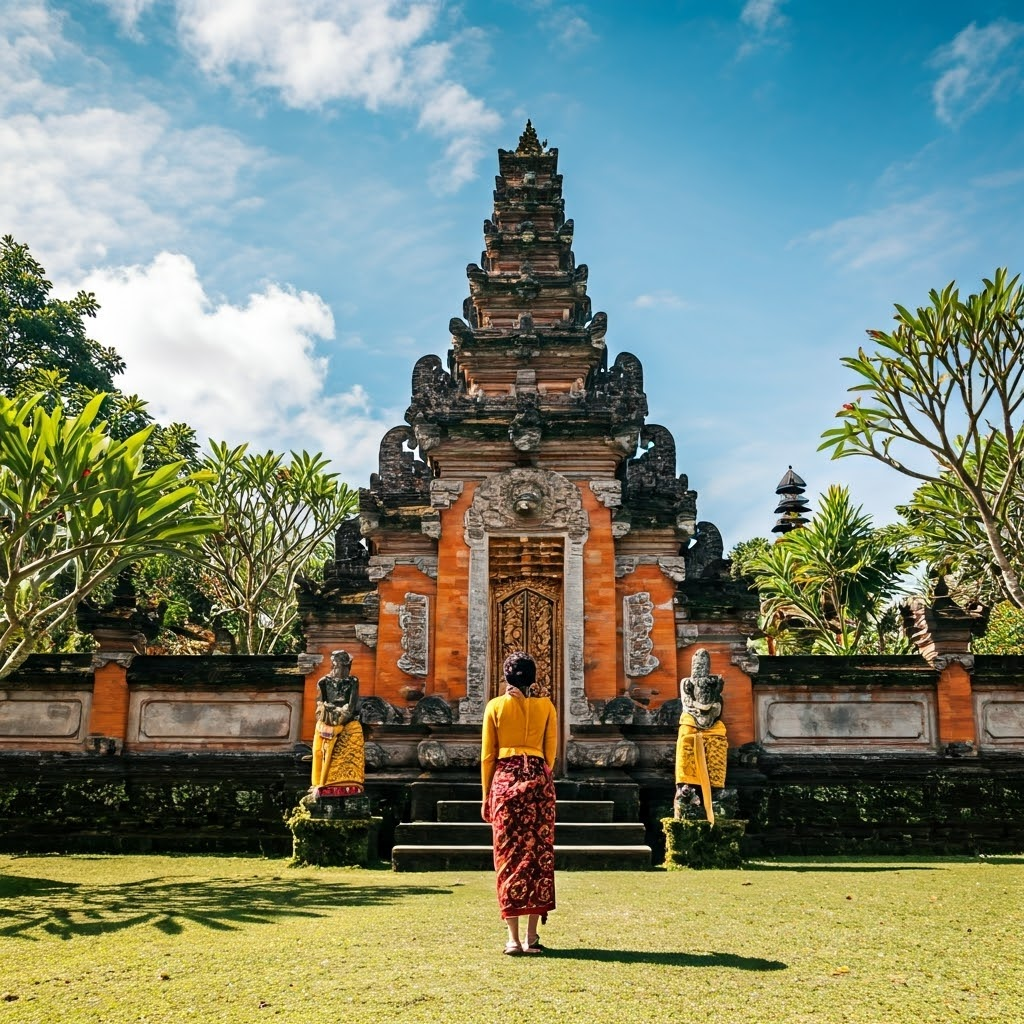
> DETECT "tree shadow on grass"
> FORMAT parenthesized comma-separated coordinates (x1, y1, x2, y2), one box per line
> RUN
(0, 873, 452, 942)
(540, 948, 787, 970)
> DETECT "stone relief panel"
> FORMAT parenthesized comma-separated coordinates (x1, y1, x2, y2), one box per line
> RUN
(0, 690, 90, 746)
(973, 688, 1024, 750)
(755, 688, 938, 751)
(397, 593, 429, 677)
(465, 467, 589, 540)
(623, 592, 659, 677)
(128, 691, 301, 748)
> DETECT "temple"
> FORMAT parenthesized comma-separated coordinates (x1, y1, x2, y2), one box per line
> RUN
(299, 122, 754, 775)
(5, 126, 1019, 865)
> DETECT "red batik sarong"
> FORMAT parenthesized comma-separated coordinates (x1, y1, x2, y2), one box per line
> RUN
(486, 754, 556, 920)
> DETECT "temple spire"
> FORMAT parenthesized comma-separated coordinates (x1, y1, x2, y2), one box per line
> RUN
(516, 119, 545, 156)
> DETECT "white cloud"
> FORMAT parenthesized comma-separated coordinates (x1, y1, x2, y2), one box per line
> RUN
(172, 0, 500, 188)
(799, 195, 965, 271)
(931, 19, 1024, 125)
(740, 0, 788, 34)
(0, 0, 69, 110)
(0, 1, 260, 278)
(79, 253, 393, 482)
(0, 105, 259, 277)
(97, 0, 160, 37)
(632, 291, 689, 310)
(737, 0, 789, 57)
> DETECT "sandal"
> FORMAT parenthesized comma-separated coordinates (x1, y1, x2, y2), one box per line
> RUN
(503, 941, 523, 956)
(525, 935, 545, 952)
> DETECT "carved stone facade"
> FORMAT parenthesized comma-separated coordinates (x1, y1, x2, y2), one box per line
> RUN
(298, 124, 742, 769)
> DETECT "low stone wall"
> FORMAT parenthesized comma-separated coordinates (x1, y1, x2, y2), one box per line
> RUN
(2, 652, 1024, 858)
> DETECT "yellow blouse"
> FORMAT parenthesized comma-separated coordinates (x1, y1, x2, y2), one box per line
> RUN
(480, 693, 557, 797)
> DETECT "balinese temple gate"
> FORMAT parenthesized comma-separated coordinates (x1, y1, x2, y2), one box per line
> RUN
(297, 124, 756, 864)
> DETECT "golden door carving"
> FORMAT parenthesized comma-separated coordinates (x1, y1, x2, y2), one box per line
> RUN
(491, 580, 562, 704)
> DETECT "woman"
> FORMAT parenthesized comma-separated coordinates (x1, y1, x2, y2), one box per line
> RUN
(480, 650, 558, 956)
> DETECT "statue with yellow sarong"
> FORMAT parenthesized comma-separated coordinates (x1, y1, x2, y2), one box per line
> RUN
(310, 649, 365, 797)
(674, 648, 727, 824)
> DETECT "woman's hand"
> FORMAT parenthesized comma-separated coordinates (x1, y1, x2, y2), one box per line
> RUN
(480, 800, 490, 823)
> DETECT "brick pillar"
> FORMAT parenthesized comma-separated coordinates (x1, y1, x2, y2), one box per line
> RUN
(78, 577, 158, 754)
(901, 585, 989, 752)
(675, 572, 760, 746)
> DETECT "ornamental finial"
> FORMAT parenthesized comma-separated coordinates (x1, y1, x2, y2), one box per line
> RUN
(516, 120, 545, 156)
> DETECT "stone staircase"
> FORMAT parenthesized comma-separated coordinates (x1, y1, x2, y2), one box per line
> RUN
(391, 781, 653, 871)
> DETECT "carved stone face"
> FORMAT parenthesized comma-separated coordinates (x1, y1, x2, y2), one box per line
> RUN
(514, 490, 541, 514)
(331, 650, 352, 674)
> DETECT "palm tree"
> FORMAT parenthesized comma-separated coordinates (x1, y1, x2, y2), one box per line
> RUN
(746, 485, 914, 654)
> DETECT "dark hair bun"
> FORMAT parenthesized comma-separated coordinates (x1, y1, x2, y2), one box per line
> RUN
(502, 650, 536, 691)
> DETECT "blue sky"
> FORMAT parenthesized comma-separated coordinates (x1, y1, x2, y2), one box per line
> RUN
(3, 0, 1023, 547)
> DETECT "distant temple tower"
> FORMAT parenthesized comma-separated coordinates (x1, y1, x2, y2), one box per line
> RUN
(771, 466, 810, 535)
(300, 124, 755, 770)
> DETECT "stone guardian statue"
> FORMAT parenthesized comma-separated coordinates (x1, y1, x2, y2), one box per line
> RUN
(674, 648, 728, 824)
(310, 650, 365, 797)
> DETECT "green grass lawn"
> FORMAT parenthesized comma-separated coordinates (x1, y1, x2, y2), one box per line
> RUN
(1, 853, 1022, 1023)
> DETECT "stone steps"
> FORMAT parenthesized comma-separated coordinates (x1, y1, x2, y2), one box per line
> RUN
(392, 788, 653, 871)
(394, 821, 646, 846)
(437, 799, 615, 823)
(390, 844, 654, 872)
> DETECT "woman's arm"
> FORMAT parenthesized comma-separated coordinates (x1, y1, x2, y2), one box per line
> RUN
(480, 702, 498, 820)
(543, 700, 557, 770)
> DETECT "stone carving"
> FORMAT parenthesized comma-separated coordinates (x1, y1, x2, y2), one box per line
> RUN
(411, 695, 454, 726)
(358, 695, 402, 725)
(684, 521, 726, 580)
(310, 650, 364, 797)
(354, 624, 378, 649)
(656, 697, 683, 726)
(465, 468, 589, 538)
(623, 592, 659, 677)
(601, 695, 637, 725)
(430, 479, 464, 509)
(603, 351, 647, 422)
(615, 556, 638, 578)
(566, 738, 639, 769)
(589, 479, 622, 508)
(417, 738, 479, 769)
(657, 557, 688, 583)
(397, 593, 429, 677)
(370, 426, 431, 500)
(509, 396, 544, 451)
(368, 557, 395, 582)
(674, 648, 728, 824)
(626, 424, 676, 495)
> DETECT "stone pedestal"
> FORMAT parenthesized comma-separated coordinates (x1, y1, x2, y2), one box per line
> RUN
(286, 794, 380, 866)
(661, 817, 746, 869)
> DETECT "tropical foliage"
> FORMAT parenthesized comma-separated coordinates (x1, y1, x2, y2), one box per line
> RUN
(820, 269, 1024, 608)
(0, 394, 217, 677)
(190, 442, 358, 654)
(1, 235, 198, 468)
(744, 485, 913, 654)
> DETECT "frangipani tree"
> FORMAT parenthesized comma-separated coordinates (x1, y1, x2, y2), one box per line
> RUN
(820, 269, 1024, 607)
(0, 394, 217, 677)
(192, 442, 358, 654)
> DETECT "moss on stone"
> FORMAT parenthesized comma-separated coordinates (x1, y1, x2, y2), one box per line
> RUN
(661, 817, 746, 869)
(285, 804, 376, 867)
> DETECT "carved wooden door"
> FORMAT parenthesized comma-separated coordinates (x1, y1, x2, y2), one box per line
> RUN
(488, 536, 564, 709)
